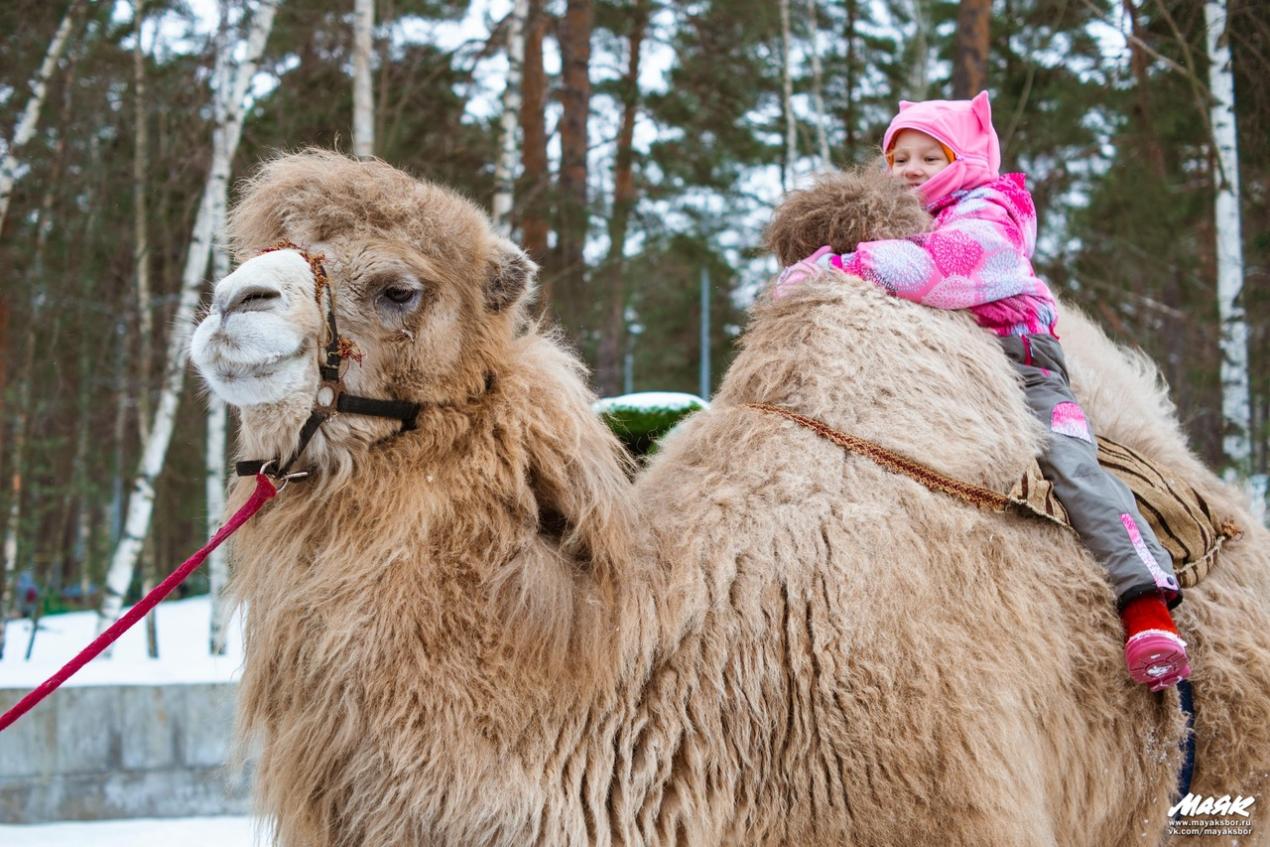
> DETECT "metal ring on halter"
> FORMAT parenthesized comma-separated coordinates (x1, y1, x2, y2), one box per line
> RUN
(275, 469, 310, 493)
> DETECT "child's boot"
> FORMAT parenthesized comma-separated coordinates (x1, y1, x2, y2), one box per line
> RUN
(1121, 592, 1190, 692)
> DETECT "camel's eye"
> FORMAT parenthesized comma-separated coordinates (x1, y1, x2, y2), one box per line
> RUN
(384, 285, 417, 305)
(373, 276, 424, 317)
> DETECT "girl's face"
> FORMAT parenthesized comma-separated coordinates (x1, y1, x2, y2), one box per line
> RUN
(889, 129, 952, 188)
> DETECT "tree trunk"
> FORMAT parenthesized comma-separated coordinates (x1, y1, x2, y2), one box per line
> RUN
(133, 0, 153, 443)
(0, 0, 85, 237)
(596, 0, 649, 397)
(952, 0, 990, 98)
(554, 0, 592, 330)
(1204, 0, 1251, 475)
(906, 0, 930, 100)
(805, 0, 830, 168)
(779, 0, 796, 189)
(374, 0, 394, 148)
(844, 0, 857, 158)
(96, 0, 280, 639)
(519, 0, 549, 270)
(207, 0, 234, 656)
(108, 313, 128, 572)
(68, 327, 94, 610)
(143, 536, 158, 657)
(206, 398, 229, 653)
(492, 0, 529, 236)
(0, 336, 34, 660)
(353, 0, 375, 157)
(1123, 0, 1167, 179)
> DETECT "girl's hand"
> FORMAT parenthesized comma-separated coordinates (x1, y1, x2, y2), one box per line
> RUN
(774, 245, 837, 299)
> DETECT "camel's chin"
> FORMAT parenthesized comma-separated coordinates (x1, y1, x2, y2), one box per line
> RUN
(201, 356, 314, 408)
(191, 314, 316, 408)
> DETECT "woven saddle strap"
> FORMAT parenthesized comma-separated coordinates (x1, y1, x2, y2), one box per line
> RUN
(746, 403, 1242, 587)
(745, 402, 1021, 514)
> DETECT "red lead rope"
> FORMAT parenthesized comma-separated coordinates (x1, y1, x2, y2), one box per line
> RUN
(0, 474, 277, 733)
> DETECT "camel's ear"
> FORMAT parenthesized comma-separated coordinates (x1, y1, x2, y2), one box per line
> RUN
(486, 238, 538, 312)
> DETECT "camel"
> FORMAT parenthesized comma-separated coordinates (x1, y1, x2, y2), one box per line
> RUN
(190, 151, 1270, 847)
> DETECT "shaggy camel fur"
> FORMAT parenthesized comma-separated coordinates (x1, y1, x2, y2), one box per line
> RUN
(194, 153, 1270, 847)
(650, 166, 1269, 845)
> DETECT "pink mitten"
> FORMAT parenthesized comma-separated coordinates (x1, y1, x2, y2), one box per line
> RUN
(774, 245, 837, 299)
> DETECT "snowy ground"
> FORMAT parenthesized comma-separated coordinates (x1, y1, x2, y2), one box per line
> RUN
(0, 816, 264, 846)
(0, 595, 243, 689)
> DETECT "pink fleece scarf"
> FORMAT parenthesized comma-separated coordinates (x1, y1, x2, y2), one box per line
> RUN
(883, 91, 1002, 208)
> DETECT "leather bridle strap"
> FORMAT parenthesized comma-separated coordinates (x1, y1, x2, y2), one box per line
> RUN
(337, 394, 420, 427)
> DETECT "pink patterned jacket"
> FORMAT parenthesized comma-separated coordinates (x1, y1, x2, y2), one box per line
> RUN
(822, 173, 1058, 337)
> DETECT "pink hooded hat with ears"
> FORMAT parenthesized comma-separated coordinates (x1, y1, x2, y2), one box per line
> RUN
(882, 90, 1001, 207)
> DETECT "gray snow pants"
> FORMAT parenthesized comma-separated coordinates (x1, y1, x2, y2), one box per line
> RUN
(998, 333, 1182, 610)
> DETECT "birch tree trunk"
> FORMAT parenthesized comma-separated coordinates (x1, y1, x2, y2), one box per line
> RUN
(207, 1, 235, 655)
(0, 0, 85, 237)
(804, 0, 830, 168)
(133, 0, 153, 442)
(206, 402, 229, 653)
(96, 0, 280, 639)
(353, 0, 375, 158)
(779, 0, 797, 190)
(492, 0, 529, 236)
(1204, 0, 1251, 475)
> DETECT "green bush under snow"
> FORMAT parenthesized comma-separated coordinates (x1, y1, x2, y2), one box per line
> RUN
(594, 392, 708, 457)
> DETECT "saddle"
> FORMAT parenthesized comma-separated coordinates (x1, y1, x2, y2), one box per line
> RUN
(1008, 436, 1242, 588)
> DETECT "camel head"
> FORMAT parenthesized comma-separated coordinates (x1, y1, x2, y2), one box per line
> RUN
(191, 150, 536, 468)
(763, 161, 931, 265)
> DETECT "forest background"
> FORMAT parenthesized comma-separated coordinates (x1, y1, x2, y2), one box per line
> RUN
(0, 0, 1265, 654)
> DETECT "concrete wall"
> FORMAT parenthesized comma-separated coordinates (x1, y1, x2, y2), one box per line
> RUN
(0, 684, 250, 823)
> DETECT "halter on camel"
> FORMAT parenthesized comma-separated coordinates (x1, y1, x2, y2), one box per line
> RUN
(0, 243, 428, 732)
(234, 242, 422, 484)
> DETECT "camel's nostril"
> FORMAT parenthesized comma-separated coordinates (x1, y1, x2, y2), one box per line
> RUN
(222, 286, 282, 316)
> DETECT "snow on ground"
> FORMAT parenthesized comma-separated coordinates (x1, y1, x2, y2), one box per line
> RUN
(0, 815, 263, 846)
(0, 595, 244, 690)
(593, 392, 709, 413)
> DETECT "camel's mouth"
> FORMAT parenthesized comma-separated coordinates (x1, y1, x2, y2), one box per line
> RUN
(192, 318, 315, 407)
(203, 337, 308, 382)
